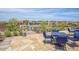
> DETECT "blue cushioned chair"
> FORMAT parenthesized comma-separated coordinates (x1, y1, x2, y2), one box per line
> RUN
(68, 31, 79, 48)
(43, 32, 53, 43)
(54, 35, 68, 50)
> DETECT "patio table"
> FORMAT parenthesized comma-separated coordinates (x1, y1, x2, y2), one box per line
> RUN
(51, 32, 68, 50)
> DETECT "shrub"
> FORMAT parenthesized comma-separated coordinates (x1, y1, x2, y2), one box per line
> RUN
(51, 27, 62, 30)
(4, 30, 12, 37)
(19, 31, 22, 36)
(47, 28, 52, 32)
(13, 31, 20, 36)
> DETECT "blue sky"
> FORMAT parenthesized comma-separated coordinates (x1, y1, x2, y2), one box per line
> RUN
(0, 8, 79, 21)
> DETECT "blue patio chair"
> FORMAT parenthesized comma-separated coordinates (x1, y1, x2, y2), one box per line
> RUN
(68, 31, 79, 48)
(43, 32, 53, 43)
(56, 36, 68, 44)
(69, 31, 79, 41)
(51, 32, 68, 44)
(53, 33, 68, 50)
(52, 30, 59, 32)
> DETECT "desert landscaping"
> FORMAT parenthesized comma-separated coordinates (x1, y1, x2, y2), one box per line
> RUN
(0, 31, 79, 51)
(0, 8, 79, 51)
(0, 19, 79, 51)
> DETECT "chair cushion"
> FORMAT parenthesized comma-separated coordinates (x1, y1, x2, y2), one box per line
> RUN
(55, 36, 68, 43)
(74, 31, 79, 39)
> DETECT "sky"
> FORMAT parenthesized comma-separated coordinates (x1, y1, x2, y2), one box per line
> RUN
(0, 8, 79, 21)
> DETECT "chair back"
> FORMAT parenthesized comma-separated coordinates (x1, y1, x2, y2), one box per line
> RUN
(43, 32, 52, 43)
(52, 30, 59, 32)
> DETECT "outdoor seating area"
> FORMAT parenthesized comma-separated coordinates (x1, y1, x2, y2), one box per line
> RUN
(43, 29, 79, 50)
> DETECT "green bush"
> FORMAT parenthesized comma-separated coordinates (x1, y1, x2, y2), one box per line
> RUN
(19, 31, 22, 36)
(13, 31, 20, 36)
(4, 30, 12, 37)
(51, 27, 63, 31)
(47, 28, 52, 32)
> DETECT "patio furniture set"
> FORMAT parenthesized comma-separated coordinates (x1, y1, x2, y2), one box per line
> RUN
(43, 28, 79, 50)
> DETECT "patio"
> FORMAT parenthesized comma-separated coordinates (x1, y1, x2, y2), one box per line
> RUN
(43, 29, 79, 51)
(0, 30, 79, 51)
